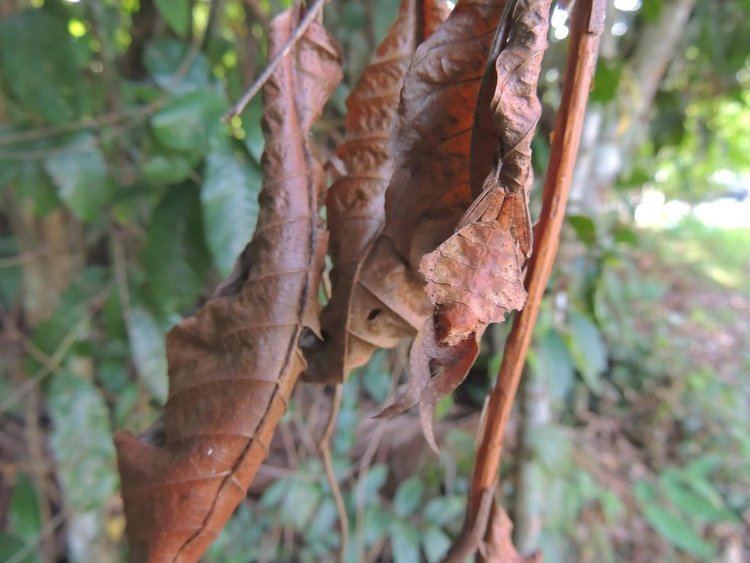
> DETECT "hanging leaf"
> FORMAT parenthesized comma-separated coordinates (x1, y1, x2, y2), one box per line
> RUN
(303, 0, 448, 384)
(115, 8, 342, 561)
(201, 138, 262, 276)
(380, 0, 552, 448)
(484, 505, 540, 562)
(44, 133, 113, 222)
(567, 311, 607, 393)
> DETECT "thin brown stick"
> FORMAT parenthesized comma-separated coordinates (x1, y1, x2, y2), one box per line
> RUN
(224, 0, 328, 121)
(446, 0, 606, 559)
(317, 385, 349, 562)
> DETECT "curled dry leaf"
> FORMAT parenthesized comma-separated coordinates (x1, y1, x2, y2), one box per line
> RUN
(114, 8, 342, 562)
(311, 0, 505, 389)
(382, 0, 552, 446)
(303, 0, 450, 384)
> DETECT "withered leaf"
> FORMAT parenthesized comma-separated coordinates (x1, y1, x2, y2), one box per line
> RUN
(304, 0, 449, 384)
(114, 8, 342, 562)
(314, 0, 506, 388)
(382, 0, 552, 446)
(483, 504, 541, 562)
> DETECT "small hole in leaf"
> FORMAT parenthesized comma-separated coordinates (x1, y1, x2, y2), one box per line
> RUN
(367, 309, 382, 321)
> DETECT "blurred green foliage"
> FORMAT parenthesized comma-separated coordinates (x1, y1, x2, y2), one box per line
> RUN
(0, 0, 748, 562)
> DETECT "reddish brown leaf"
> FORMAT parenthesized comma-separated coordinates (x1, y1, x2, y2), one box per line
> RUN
(113, 8, 342, 562)
(483, 504, 541, 562)
(312, 0, 506, 388)
(304, 0, 449, 384)
(381, 0, 551, 446)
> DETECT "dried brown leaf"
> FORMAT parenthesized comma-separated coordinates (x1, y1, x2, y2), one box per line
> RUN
(114, 8, 341, 562)
(304, 0, 449, 384)
(483, 504, 541, 562)
(384, 0, 551, 446)
(313, 0, 506, 388)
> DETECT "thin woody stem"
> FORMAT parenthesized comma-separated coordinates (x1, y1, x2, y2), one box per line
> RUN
(446, 0, 606, 559)
(224, 0, 328, 121)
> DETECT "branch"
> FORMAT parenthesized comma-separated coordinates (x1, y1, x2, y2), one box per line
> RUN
(224, 0, 328, 121)
(446, 0, 606, 559)
(317, 385, 349, 563)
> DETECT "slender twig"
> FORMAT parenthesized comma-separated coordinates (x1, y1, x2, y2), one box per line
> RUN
(224, 0, 328, 121)
(317, 385, 349, 562)
(447, 1, 606, 559)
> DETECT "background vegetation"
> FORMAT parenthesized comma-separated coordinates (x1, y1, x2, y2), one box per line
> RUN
(0, 0, 748, 561)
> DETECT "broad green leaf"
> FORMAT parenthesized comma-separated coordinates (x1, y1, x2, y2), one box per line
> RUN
(389, 520, 420, 563)
(567, 215, 597, 246)
(8, 475, 42, 543)
(0, 10, 85, 123)
(641, 505, 714, 559)
(155, 0, 190, 37)
(140, 186, 211, 313)
(14, 162, 60, 216)
(422, 525, 451, 563)
(144, 39, 211, 94)
(362, 464, 388, 501)
(44, 134, 112, 222)
(46, 371, 121, 561)
(126, 305, 169, 403)
(590, 60, 621, 103)
(201, 138, 261, 275)
(142, 154, 193, 185)
(423, 496, 464, 526)
(567, 312, 607, 393)
(151, 90, 226, 154)
(281, 480, 321, 529)
(393, 477, 424, 518)
(355, 505, 387, 548)
(47, 372, 118, 512)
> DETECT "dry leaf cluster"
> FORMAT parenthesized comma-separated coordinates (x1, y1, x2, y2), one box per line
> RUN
(115, 0, 556, 559)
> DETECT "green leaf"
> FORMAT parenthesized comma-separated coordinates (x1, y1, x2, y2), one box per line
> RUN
(240, 96, 265, 164)
(566, 312, 607, 393)
(126, 305, 169, 403)
(151, 90, 226, 154)
(47, 372, 118, 513)
(533, 329, 575, 402)
(8, 475, 42, 543)
(201, 138, 261, 275)
(393, 477, 424, 518)
(281, 480, 321, 530)
(14, 162, 61, 216)
(44, 133, 112, 221)
(155, 0, 190, 37)
(662, 473, 737, 523)
(0, 10, 85, 123)
(422, 526, 451, 563)
(423, 496, 465, 526)
(142, 154, 193, 185)
(389, 520, 420, 563)
(140, 186, 211, 313)
(590, 60, 621, 104)
(568, 215, 597, 246)
(362, 464, 388, 501)
(641, 505, 714, 559)
(144, 39, 211, 94)
(360, 350, 390, 403)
